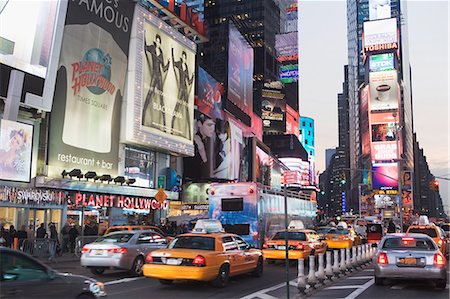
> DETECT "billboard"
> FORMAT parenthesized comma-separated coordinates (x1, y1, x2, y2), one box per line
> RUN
(372, 163, 398, 190)
(0, 1, 58, 78)
(371, 123, 397, 142)
(261, 88, 286, 134)
(255, 146, 272, 186)
(228, 22, 253, 116)
(369, 53, 394, 72)
(369, 70, 399, 111)
(275, 32, 298, 62)
(48, 0, 135, 177)
(369, 0, 391, 21)
(363, 18, 397, 53)
(286, 104, 300, 137)
(402, 171, 413, 209)
(196, 67, 224, 120)
(280, 64, 299, 83)
(374, 194, 395, 209)
(0, 120, 33, 182)
(124, 6, 196, 156)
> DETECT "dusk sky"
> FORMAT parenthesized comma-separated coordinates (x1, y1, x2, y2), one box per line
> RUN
(299, 1, 449, 212)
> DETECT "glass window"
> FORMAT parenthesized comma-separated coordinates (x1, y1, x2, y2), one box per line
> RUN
(221, 198, 243, 211)
(382, 237, 436, 251)
(124, 147, 155, 188)
(1, 252, 48, 281)
(302, 121, 305, 126)
(305, 140, 308, 145)
(138, 232, 165, 244)
(272, 232, 307, 241)
(94, 233, 133, 243)
(408, 228, 438, 238)
(222, 236, 238, 251)
(328, 229, 350, 235)
(441, 224, 450, 232)
(234, 236, 248, 250)
(169, 236, 215, 251)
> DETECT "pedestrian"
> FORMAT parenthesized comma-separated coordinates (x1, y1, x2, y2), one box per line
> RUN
(9, 225, 17, 247)
(0, 222, 10, 247)
(36, 223, 46, 239)
(68, 224, 79, 253)
(61, 223, 70, 253)
(17, 225, 28, 239)
(387, 220, 396, 233)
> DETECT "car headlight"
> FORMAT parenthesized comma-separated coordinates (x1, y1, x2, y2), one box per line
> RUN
(89, 281, 106, 297)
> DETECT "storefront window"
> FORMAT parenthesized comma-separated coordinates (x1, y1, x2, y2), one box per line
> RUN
(124, 147, 156, 188)
(0, 207, 16, 229)
(51, 209, 62, 231)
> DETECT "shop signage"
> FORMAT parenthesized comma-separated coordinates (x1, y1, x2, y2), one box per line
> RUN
(181, 204, 209, 210)
(0, 187, 66, 206)
(74, 192, 168, 210)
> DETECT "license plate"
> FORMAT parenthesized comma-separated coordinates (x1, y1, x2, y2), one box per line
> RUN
(166, 258, 181, 265)
(277, 245, 286, 250)
(93, 250, 104, 255)
(400, 257, 417, 265)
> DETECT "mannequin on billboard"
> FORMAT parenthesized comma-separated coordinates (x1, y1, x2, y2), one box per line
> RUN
(142, 34, 170, 128)
(171, 49, 194, 139)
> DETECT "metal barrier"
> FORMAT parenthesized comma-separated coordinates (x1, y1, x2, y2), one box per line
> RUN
(74, 236, 100, 257)
(19, 238, 58, 260)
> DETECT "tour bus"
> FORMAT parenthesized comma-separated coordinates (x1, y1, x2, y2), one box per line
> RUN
(208, 182, 317, 248)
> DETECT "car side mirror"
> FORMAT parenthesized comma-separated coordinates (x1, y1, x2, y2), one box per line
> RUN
(48, 270, 56, 280)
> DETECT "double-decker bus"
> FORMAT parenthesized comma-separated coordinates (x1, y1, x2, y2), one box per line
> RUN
(208, 182, 317, 248)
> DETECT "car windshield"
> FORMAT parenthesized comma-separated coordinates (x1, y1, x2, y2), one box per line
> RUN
(317, 227, 332, 234)
(168, 236, 215, 250)
(408, 228, 438, 238)
(94, 233, 133, 243)
(441, 224, 450, 232)
(328, 229, 349, 235)
(382, 237, 436, 250)
(272, 232, 307, 241)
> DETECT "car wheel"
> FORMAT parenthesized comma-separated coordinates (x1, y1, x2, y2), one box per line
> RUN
(76, 293, 95, 299)
(131, 256, 145, 276)
(374, 276, 384, 285)
(212, 264, 230, 288)
(252, 257, 263, 277)
(90, 268, 105, 275)
(159, 279, 173, 285)
(436, 279, 447, 290)
(266, 259, 275, 264)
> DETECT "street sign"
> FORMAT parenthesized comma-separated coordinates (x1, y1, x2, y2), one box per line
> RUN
(283, 170, 298, 184)
(155, 188, 168, 204)
(157, 175, 166, 189)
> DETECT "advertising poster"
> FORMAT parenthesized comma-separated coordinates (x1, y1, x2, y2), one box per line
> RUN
(369, 70, 399, 111)
(0, 1, 58, 78)
(275, 32, 298, 62)
(402, 171, 413, 209)
(369, 0, 391, 21)
(196, 67, 224, 120)
(374, 194, 395, 209)
(363, 18, 397, 52)
(280, 64, 299, 83)
(0, 120, 33, 182)
(256, 146, 272, 186)
(141, 21, 195, 140)
(369, 53, 394, 72)
(372, 163, 398, 190)
(371, 142, 398, 161)
(261, 89, 286, 134)
(228, 22, 254, 116)
(48, 0, 135, 177)
(286, 104, 300, 137)
(371, 123, 397, 142)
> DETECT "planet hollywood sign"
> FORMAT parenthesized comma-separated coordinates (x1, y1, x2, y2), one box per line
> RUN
(74, 192, 168, 210)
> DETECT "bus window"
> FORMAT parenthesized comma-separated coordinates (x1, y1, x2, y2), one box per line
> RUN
(221, 198, 244, 211)
(223, 224, 250, 235)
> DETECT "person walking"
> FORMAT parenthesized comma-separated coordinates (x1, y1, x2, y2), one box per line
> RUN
(36, 223, 46, 239)
(68, 224, 79, 253)
(387, 220, 396, 233)
(61, 223, 70, 253)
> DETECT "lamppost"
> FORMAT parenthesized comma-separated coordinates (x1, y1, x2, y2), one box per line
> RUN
(393, 112, 404, 232)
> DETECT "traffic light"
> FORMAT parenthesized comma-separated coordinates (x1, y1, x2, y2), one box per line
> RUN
(429, 179, 439, 191)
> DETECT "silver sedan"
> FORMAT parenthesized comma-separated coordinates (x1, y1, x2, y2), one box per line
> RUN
(373, 233, 447, 289)
(81, 230, 168, 276)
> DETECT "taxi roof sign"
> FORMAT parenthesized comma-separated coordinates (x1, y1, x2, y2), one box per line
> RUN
(288, 220, 305, 229)
(193, 219, 225, 234)
(418, 215, 430, 225)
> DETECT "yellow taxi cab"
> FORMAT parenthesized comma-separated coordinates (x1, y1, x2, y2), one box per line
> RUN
(325, 223, 363, 249)
(262, 221, 327, 262)
(142, 220, 263, 287)
(407, 217, 448, 256)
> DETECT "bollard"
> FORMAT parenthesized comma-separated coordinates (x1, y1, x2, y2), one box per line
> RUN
(356, 245, 362, 264)
(307, 254, 318, 287)
(345, 247, 352, 270)
(316, 252, 326, 283)
(339, 248, 346, 274)
(297, 258, 307, 293)
(325, 251, 333, 280)
(364, 244, 369, 262)
(332, 250, 340, 277)
(352, 246, 358, 268)
(13, 237, 18, 250)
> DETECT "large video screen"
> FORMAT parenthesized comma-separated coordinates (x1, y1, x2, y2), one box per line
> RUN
(228, 22, 254, 116)
(369, 0, 391, 21)
(0, 119, 33, 182)
(369, 70, 399, 111)
(261, 88, 286, 134)
(372, 163, 398, 190)
(196, 67, 224, 120)
(0, 1, 58, 78)
(363, 18, 397, 51)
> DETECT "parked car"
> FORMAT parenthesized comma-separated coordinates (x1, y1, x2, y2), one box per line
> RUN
(81, 230, 168, 276)
(373, 233, 447, 289)
(0, 247, 106, 298)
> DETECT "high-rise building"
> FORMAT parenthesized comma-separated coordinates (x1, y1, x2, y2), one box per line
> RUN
(299, 116, 315, 161)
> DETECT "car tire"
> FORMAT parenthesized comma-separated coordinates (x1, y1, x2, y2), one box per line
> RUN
(131, 256, 145, 276)
(90, 268, 105, 275)
(374, 276, 384, 285)
(266, 259, 275, 264)
(212, 264, 230, 288)
(436, 279, 447, 290)
(76, 293, 95, 299)
(159, 279, 173, 285)
(252, 257, 263, 277)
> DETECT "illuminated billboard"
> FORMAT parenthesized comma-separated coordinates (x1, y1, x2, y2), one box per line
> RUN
(228, 22, 254, 116)
(124, 6, 196, 156)
(261, 88, 286, 134)
(0, 120, 33, 182)
(402, 171, 413, 209)
(369, 70, 399, 111)
(374, 194, 395, 208)
(196, 67, 224, 120)
(286, 104, 300, 137)
(280, 64, 299, 83)
(369, 0, 391, 20)
(363, 18, 397, 53)
(372, 163, 398, 190)
(369, 53, 394, 72)
(48, 0, 135, 177)
(275, 32, 298, 62)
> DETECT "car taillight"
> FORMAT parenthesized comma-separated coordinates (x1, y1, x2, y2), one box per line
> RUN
(263, 243, 268, 249)
(81, 247, 91, 253)
(377, 252, 388, 265)
(146, 254, 153, 263)
(296, 243, 304, 250)
(107, 248, 127, 254)
(193, 255, 206, 267)
(438, 239, 443, 247)
(434, 253, 446, 267)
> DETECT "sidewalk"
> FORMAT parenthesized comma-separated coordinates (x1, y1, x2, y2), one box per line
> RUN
(38, 252, 80, 268)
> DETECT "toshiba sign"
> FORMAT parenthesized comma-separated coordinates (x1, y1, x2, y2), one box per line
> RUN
(363, 18, 398, 54)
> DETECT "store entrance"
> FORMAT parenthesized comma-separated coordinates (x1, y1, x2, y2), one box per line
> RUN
(28, 209, 62, 237)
